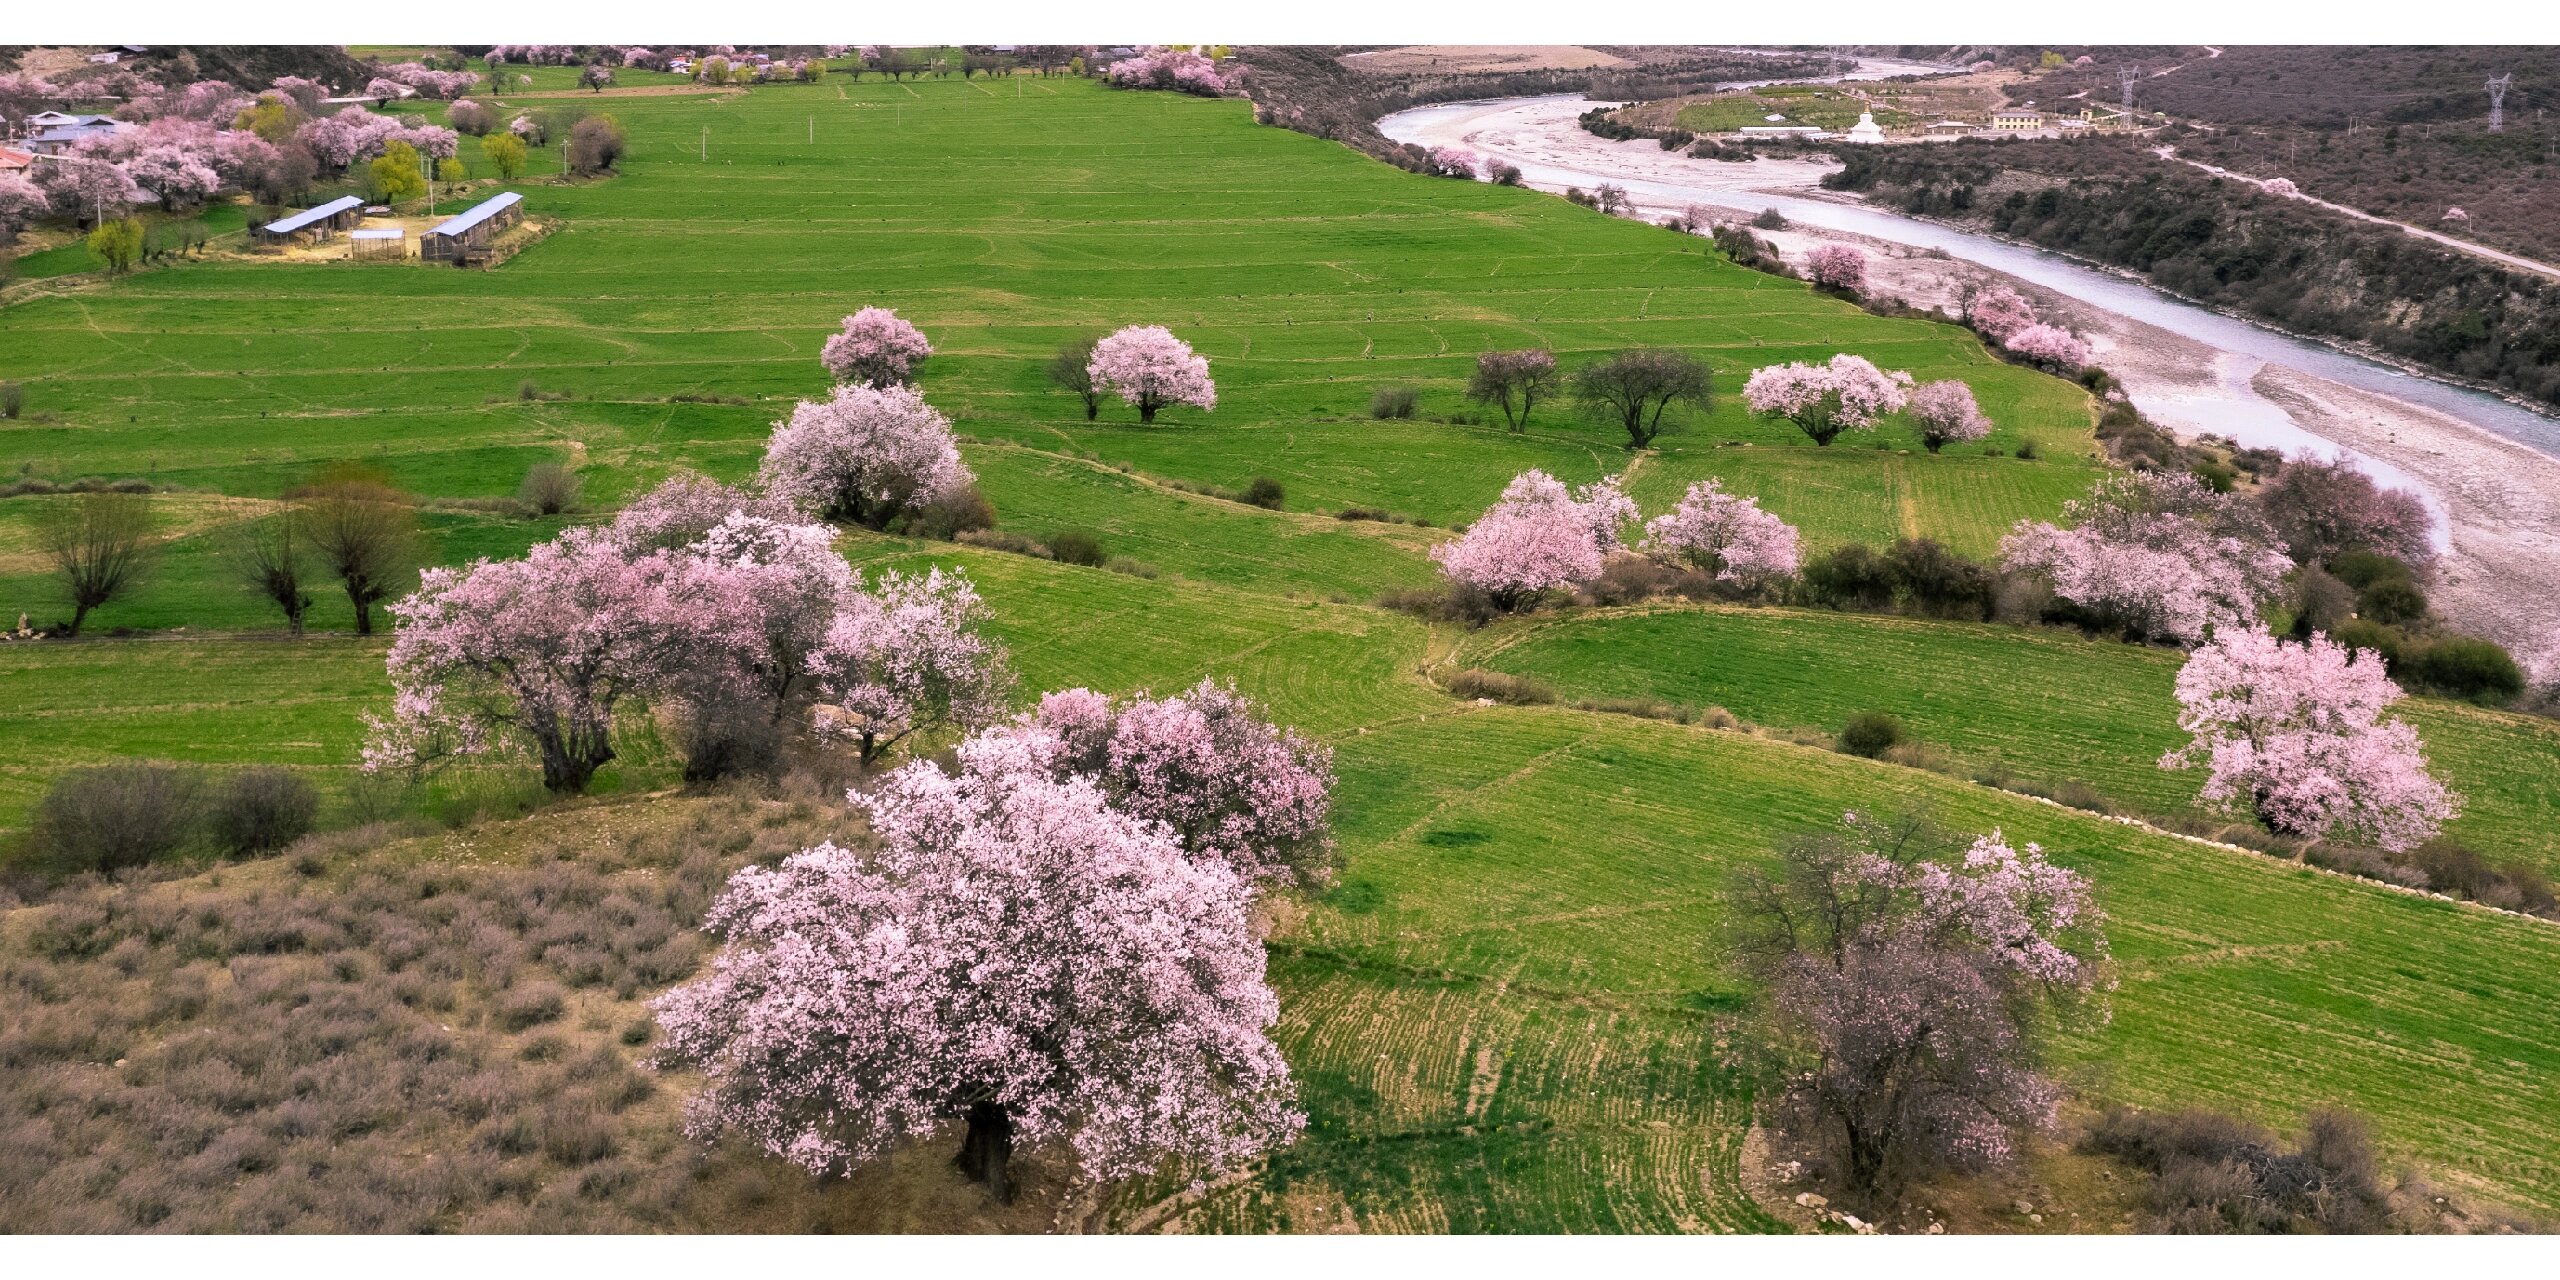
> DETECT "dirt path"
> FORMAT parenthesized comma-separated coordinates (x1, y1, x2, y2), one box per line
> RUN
(2160, 150, 2560, 281)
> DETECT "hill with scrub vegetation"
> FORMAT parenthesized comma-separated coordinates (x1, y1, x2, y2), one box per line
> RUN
(1, 54, 2557, 1236)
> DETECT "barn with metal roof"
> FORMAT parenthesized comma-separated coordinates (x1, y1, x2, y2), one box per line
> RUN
(254, 195, 364, 245)
(420, 192, 524, 264)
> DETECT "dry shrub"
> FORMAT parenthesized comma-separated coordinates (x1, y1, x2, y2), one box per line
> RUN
(21, 762, 204, 875)
(208, 768, 320, 856)
(2071, 1105, 2481, 1234)
(1836, 711, 1904, 759)
(0, 794, 860, 1231)
(1446, 668, 1556, 705)
(517, 462, 581, 516)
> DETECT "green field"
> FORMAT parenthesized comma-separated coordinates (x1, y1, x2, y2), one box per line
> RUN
(4, 71, 2559, 1230)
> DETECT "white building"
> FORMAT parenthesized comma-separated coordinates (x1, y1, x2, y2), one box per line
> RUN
(1844, 111, 1886, 144)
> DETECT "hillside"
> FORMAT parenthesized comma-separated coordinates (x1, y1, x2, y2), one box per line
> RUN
(3, 71, 2559, 1232)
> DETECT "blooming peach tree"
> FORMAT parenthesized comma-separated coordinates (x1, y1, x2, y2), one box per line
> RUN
(809, 567, 1015, 764)
(1906, 379, 1993, 453)
(1963, 284, 2038, 344)
(820, 306, 933, 388)
(1742, 353, 1912, 446)
(2001, 471, 2292, 646)
(2161, 626, 2457, 850)
(1433, 469, 1633, 610)
(650, 729, 1303, 1201)
(1011, 680, 1336, 889)
(1640, 478, 1802, 585)
(1088, 324, 1216, 424)
(2001, 322, 2091, 373)
(759, 384, 973, 529)
(1804, 243, 1868, 293)
(2254, 455, 2434, 567)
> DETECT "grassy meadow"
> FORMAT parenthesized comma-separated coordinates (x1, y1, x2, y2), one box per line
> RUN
(4, 70, 2559, 1230)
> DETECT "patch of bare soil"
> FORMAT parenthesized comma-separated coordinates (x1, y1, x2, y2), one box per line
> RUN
(1339, 46, 1629, 75)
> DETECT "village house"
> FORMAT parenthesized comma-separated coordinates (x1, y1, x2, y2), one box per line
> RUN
(254, 195, 365, 246)
(1989, 108, 2045, 131)
(421, 190, 524, 264)
(25, 116, 124, 155)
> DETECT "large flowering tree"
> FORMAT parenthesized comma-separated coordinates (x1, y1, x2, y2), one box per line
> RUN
(2001, 471, 2292, 646)
(809, 568, 1015, 764)
(1088, 325, 1216, 423)
(1905, 379, 1993, 453)
(758, 384, 974, 529)
(368, 528, 685, 792)
(651, 731, 1303, 1201)
(1804, 243, 1868, 293)
(653, 513, 858, 777)
(2161, 626, 2457, 851)
(0, 173, 46, 240)
(1640, 478, 1802, 585)
(2254, 455, 2434, 567)
(820, 306, 933, 388)
(1963, 284, 2037, 344)
(1733, 810, 2108, 1206)
(2002, 323, 2091, 373)
(1742, 353, 1912, 446)
(1009, 680, 1336, 889)
(1432, 469, 1633, 610)
(1102, 47, 1228, 97)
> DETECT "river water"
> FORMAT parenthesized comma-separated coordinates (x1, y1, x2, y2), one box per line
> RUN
(1379, 96, 2560, 470)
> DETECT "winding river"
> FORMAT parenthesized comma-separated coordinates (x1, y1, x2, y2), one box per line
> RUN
(1380, 95, 2560, 470)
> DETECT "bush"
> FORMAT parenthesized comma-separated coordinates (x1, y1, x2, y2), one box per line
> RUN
(1, 381, 21, 419)
(1102, 555, 1159, 579)
(1369, 385, 1419, 419)
(1886, 538, 1996, 621)
(495, 981, 568, 1032)
(2081, 1106, 2393, 1234)
(207, 768, 320, 857)
(2291, 566, 2357, 638)
(1447, 668, 1556, 705)
(1043, 530, 1106, 567)
(517, 461, 580, 516)
(23, 763, 205, 874)
(1836, 711, 1904, 759)
(1751, 207, 1788, 230)
(1242, 476, 1285, 510)
(954, 529, 1053, 559)
(2330, 616, 2404, 664)
(898, 484, 996, 541)
(1799, 543, 1897, 612)
(517, 379, 542, 401)
(2357, 577, 2428, 626)
(2328, 550, 2413, 591)
(2397, 634, 2524, 705)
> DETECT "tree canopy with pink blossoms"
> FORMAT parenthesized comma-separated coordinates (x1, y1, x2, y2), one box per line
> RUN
(1010, 679, 1336, 889)
(758, 384, 973, 530)
(2254, 454, 2434, 567)
(2161, 626, 2457, 851)
(1433, 469, 1633, 611)
(2001, 470, 2292, 646)
(369, 527, 687, 792)
(1963, 284, 2038, 344)
(2001, 322, 2091, 373)
(1088, 324, 1216, 424)
(0, 174, 51, 239)
(1905, 379, 1993, 453)
(1804, 243, 1867, 293)
(809, 567, 1015, 764)
(1428, 147, 1480, 179)
(1640, 478, 1802, 585)
(819, 306, 933, 388)
(1741, 353, 1912, 446)
(1734, 808, 2108, 1206)
(649, 512, 858, 779)
(651, 730, 1303, 1201)
(1102, 47, 1227, 97)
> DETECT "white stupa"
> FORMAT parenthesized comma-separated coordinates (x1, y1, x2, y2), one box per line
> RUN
(1844, 111, 1886, 145)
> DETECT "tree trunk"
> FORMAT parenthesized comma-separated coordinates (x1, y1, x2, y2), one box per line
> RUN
(349, 586, 375, 636)
(66, 602, 90, 637)
(539, 734, 611, 793)
(1139, 396, 1159, 425)
(954, 1101, 1015, 1203)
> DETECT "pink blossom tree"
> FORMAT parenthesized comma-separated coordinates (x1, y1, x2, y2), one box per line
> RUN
(1906, 379, 1993, 453)
(2161, 626, 2458, 850)
(809, 568, 1015, 764)
(1640, 478, 1802, 585)
(1963, 284, 2038, 344)
(819, 306, 933, 388)
(370, 527, 686, 792)
(608, 474, 799, 553)
(268, 75, 326, 115)
(1804, 243, 1868, 293)
(2253, 455, 2434, 567)
(1010, 679, 1336, 889)
(653, 513, 858, 778)
(2001, 471, 2292, 646)
(1428, 146, 1480, 179)
(1088, 324, 1216, 424)
(1742, 353, 1912, 446)
(1734, 809, 2107, 1206)
(123, 145, 222, 210)
(758, 384, 974, 529)
(0, 174, 49, 241)
(2002, 322, 2091, 373)
(650, 730, 1302, 1201)
(1103, 48, 1227, 97)
(1432, 469, 1630, 610)
(34, 156, 147, 225)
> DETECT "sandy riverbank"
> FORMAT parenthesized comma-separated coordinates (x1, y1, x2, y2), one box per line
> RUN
(1390, 98, 2560, 668)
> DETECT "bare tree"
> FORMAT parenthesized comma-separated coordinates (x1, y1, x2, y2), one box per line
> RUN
(37, 491, 153, 635)
(1047, 335, 1102, 420)
(1573, 350, 1712, 448)
(297, 469, 418, 636)
(518, 461, 582, 516)
(1465, 349, 1560, 431)
(225, 507, 314, 635)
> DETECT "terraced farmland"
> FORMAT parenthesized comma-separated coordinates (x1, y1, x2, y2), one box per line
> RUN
(4, 68, 2560, 1232)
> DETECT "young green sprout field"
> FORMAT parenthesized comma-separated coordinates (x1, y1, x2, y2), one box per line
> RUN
(2, 72, 2557, 1230)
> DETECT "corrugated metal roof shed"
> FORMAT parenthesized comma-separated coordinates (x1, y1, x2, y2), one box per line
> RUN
(427, 191, 523, 239)
(263, 195, 363, 235)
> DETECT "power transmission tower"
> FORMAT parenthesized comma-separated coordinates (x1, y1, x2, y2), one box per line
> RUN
(2488, 73, 2513, 132)
(2121, 66, 2138, 125)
